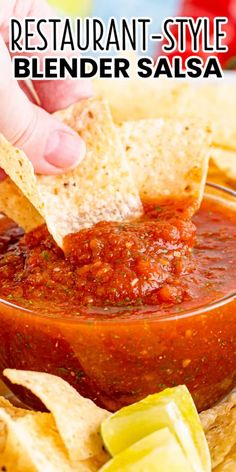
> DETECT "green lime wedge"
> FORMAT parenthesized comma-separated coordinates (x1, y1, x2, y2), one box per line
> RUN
(99, 428, 195, 472)
(101, 385, 210, 472)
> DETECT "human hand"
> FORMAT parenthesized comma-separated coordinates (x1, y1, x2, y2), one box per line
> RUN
(0, 0, 92, 176)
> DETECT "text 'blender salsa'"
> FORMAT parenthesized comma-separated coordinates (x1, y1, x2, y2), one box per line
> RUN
(0, 196, 235, 318)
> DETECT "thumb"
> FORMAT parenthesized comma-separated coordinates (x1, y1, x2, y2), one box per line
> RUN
(0, 35, 85, 175)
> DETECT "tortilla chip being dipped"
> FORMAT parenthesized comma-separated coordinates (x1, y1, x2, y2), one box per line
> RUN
(0, 98, 142, 247)
(119, 118, 212, 213)
(0, 179, 43, 232)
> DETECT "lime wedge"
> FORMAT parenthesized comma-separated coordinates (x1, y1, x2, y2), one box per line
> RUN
(99, 428, 194, 472)
(101, 386, 210, 472)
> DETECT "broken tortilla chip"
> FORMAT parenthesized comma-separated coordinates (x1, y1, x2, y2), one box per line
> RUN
(0, 98, 142, 247)
(4, 369, 110, 464)
(119, 118, 211, 212)
(200, 388, 236, 470)
(209, 147, 236, 183)
(0, 398, 79, 472)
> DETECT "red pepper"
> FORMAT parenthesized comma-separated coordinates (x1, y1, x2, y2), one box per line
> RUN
(157, 0, 236, 69)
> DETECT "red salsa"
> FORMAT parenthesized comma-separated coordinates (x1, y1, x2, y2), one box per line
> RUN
(0, 193, 235, 412)
(0, 197, 235, 317)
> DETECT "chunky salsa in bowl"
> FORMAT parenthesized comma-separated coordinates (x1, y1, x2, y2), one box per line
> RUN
(0, 183, 235, 412)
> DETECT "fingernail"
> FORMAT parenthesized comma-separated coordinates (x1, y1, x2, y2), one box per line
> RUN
(45, 128, 85, 169)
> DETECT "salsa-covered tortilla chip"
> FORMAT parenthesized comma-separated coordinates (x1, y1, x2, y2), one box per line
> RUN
(200, 388, 236, 469)
(119, 118, 211, 212)
(0, 98, 142, 247)
(4, 369, 110, 464)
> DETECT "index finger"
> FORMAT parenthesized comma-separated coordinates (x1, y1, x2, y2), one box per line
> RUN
(0, 0, 92, 112)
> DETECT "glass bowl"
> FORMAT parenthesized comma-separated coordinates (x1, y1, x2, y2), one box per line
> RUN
(0, 183, 235, 412)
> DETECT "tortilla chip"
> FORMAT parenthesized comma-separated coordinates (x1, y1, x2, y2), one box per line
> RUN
(177, 84, 236, 151)
(0, 395, 81, 472)
(0, 396, 33, 458)
(214, 448, 236, 471)
(0, 98, 142, 247)
(0, 398, 8, 455)
(209, 147, 236, 182)
(4, 369, 110, 464)
(96, 78, 236, 152)
(95, 78, 188, 123)
(0, 406, 81, 472)
(200, 388, 236, 469)
(0, 178, 43, 231)
(119, 118, 211, 211)
(0, 399, 99, 472)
